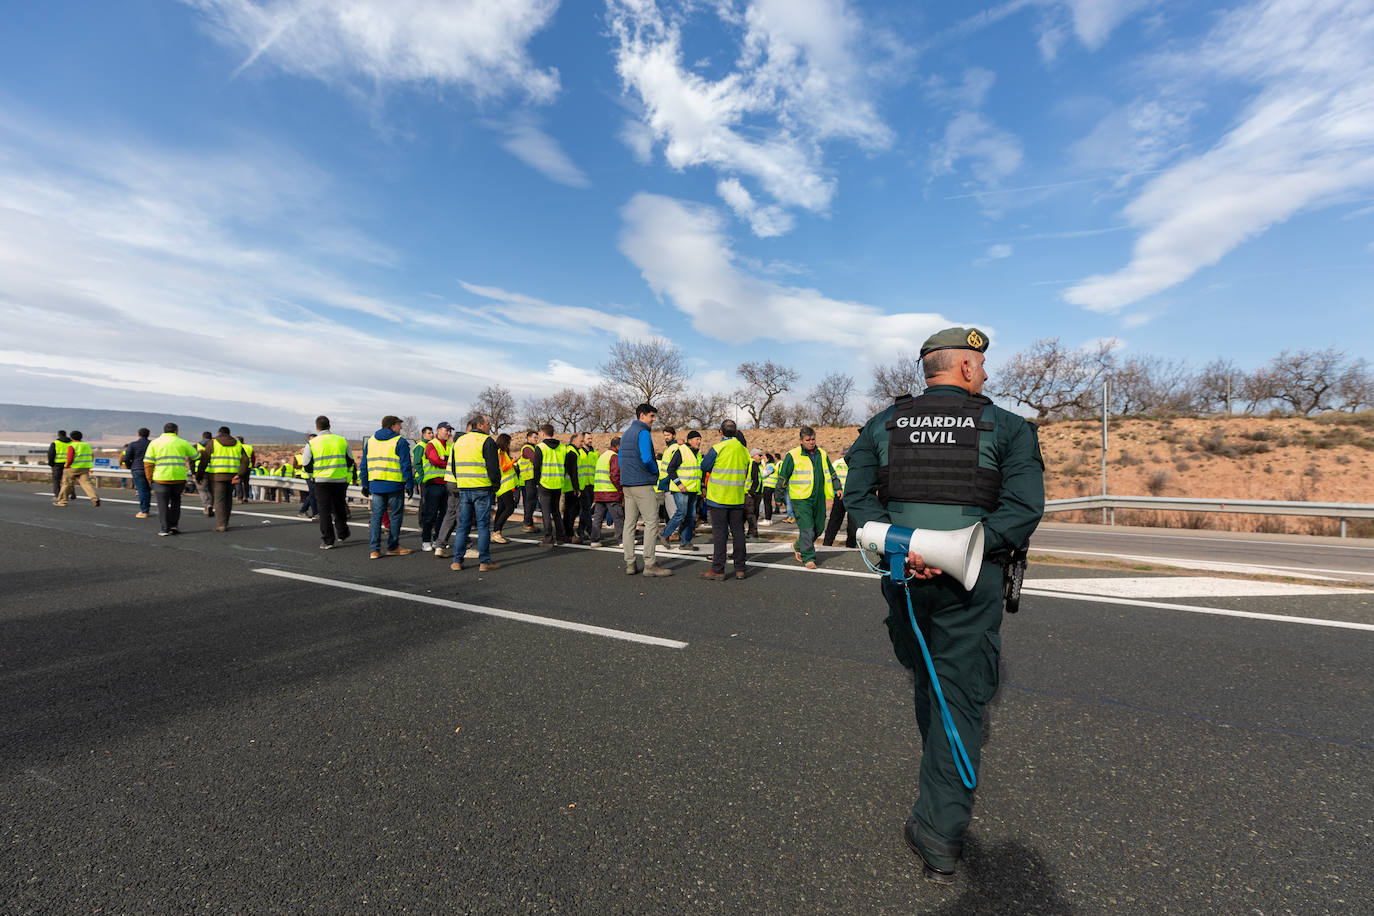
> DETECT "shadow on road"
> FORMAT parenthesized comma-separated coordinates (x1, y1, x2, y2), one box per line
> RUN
(933, 838, 1074, 915)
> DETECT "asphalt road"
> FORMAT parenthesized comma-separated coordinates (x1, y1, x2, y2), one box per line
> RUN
(2, 482, 1371, 914)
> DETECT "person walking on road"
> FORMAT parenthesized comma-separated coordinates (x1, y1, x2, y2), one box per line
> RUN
(446, 413, 503, 573)
(559, 432, 585, 545)
(775, 426, 841, 570)
(661, 430, 703, 552)
(590, 435, 624, 547)
(55, 430, 101, 508)
(844, 326, 1044, 884)
(144, 422, 197, 535)
(575, 433, 597, 542)
(823, 439, 859, 549)
(418, 422, 453, 551)
(531, 424, 575, 548)
(302, 416, 355, 549)
(699, 420, 750, 580)
(745, 448, 765, 539)
(122, 428, 152, 518)
(360, 415, 414, 560)
(519, 430, 540, 532)
(619, 403, 673, 577)
(491, 433, 519, 544)
(194, 431, 215, 516)
(47, 430, 72, 500)
(194, 426, 249, 531)
(236, 437, 254, 503)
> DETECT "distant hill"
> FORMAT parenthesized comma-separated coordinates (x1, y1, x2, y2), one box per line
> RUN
(0, 403, 305, 445)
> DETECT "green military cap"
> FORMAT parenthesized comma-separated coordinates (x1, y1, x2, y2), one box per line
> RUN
(919, 326, 989, 357)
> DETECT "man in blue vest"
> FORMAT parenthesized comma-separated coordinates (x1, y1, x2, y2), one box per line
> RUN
(618, 403, 673, 577)
(844, 327, 1044, 884)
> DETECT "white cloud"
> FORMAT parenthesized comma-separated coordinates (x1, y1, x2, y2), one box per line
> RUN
(456, 282, 654, 339)
(715, 178, 794, 238)
(1064, 0, 1151, 50)
(973, 243, 1013, 266)
(931, 112, 1024, 187)
(607, 0, 898, 236)
(1065, 0, 1374, 312)
(541, 359, 605, 390)
(186, 0, 561, 102)
(496, 119, 590, 188)
(923, 67, 997, 109)
(0, 111, 613, 430)
(1070, 97, 1199, 175)
(618, 193, 959, 361)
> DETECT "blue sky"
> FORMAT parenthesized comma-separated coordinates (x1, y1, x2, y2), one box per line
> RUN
(1, 0, 1371, 432)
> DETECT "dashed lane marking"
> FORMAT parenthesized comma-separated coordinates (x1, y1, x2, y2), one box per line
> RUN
(1029, 547, 1361, 581)
(252, 568, 689, 649)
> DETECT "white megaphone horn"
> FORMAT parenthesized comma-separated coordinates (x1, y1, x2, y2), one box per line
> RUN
(856, 521, 985, 590)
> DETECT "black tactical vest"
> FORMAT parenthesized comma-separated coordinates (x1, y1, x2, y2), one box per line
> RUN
(880, 392, 1001, 511)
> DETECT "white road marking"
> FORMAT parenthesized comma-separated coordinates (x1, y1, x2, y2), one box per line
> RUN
(504, 535, 879, 578)
(1021, 588, 1374, 632)
(252, 568, 689, 649)
(1029, 547, 1361, 581)
(1027, 576, 1369, 598)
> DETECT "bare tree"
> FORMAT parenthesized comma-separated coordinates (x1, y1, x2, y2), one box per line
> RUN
(675, 391, 735, 428)
(810, 372, 856, 426)
(1109, 356, 1194, 416)
(399, 415, 421, 441)
(546, 388, 591, 433)
(471, 384, 515, 433)
(587, 383, 629, 432)
(1238, 367, 1276, 414)
(867, 354, 924, 405)
(1268, 347, 1354, 415)
(1334, 358, 1374, 412)
(520, 395, 553, 430)
(1188, 358, 1245, 414)
(735, 359, 800, 428)
(599, 338, 691, 405)
(990, 337, 1115, 420)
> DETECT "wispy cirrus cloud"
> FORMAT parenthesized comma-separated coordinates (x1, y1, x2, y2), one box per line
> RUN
(1065, 0, 1374, 312)
(185, 0, 562, 102)
(494, 118, 591, 189)
(607, 0, 901, 236)
(618, 193, 958, 362)
(0, 110, 619, 428)
(457, 282, 652, 339)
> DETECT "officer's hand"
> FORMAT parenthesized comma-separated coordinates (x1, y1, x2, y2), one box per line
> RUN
(361, 486, 370, 498)
(905, 551, 943, 580)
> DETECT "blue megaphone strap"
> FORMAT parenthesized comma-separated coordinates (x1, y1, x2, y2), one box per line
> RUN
(890, 553, 977, 790)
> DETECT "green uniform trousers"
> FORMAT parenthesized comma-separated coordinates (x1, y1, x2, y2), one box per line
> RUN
(881, 558, 1003, 870)
(791, 490, 827, 562)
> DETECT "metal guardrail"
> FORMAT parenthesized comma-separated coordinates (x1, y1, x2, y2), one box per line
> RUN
(1045, 495, 1374, 537)
(5, 463, 1371, 536)
(0, 463, 396, 503)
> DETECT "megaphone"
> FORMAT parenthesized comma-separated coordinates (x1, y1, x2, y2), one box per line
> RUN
(856, 521, 985, 590)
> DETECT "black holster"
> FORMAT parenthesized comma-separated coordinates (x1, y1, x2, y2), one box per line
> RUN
(1002, 546, 1028, 614)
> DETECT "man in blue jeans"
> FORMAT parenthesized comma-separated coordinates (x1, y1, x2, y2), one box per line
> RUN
(360, 415, 414, 559)
(447, 412, 503, 573)
(122, 427, 152, 518)
(661, 429, 703, 552)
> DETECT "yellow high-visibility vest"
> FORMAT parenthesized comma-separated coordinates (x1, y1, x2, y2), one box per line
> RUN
(145, 433, 196, 483)
(704, 438, 750, 506)
(786, 446, 836, 501)
(365, 435, 404, 483)
(447, 432, 493, 488)
(311, 433, 351, 481)
(207, 440, 244, 475)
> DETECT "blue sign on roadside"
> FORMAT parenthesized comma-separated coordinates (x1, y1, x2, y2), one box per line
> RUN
(93, 457, 113, 468)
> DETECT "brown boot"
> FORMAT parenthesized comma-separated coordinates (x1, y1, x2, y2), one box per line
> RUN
(388, 547, 413, 556)
(479, 562, 501, 572)
(449, 562, 463, 571)
(642, 564, 674, 577)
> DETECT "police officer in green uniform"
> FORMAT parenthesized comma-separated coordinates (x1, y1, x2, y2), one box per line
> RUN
(843, 327, 1044, 884)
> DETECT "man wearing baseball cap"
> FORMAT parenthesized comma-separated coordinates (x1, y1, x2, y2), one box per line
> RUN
(843, 326, 1045, 885)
